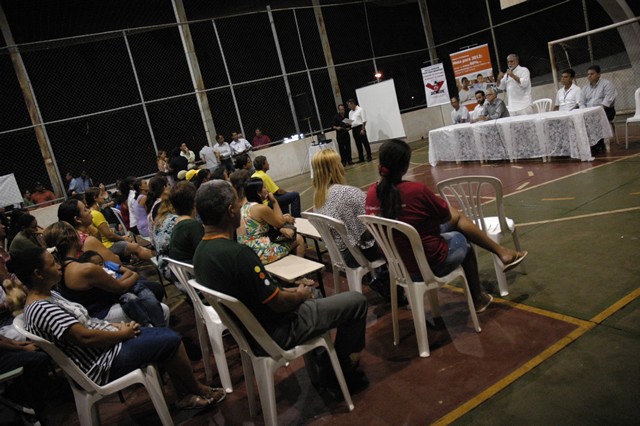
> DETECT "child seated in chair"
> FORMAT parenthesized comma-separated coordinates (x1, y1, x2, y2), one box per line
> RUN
(78, 251, 166, 327)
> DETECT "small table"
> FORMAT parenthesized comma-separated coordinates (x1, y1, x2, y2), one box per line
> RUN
(295, 218, 327, 263)
(265, 255, 326, 296)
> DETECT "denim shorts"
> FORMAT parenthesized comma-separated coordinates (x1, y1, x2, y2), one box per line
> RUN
(108, 327, 182, 381)
(411, 222, 470, 280)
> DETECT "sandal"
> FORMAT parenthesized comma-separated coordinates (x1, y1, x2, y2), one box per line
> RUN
(203, 387, 227, 405)
(475, 293, 494, 314)
(175, 394, 214, 410)
(503, 251, 528, 273)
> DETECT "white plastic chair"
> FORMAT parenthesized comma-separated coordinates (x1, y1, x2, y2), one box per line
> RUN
(13, 314, 173, 426)
(533, 98, 552, 113)
(166, 258, 232, 393)
(302, 212, 385, 294)
(625, 88, 640, 149)
(437, 176, 526, 297)
(358, 215, 481, 358)
(189, 279, 354, 426)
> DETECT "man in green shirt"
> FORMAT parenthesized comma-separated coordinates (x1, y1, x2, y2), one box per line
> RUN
(251, 156, 301, 217)
(193, 180, 368, 391)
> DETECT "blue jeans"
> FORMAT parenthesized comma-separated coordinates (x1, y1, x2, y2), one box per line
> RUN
(119, 283, 166, 327)
(275, 191, 301, 217)
(108, 327, 182, 381)
(411, 222, 470, 280)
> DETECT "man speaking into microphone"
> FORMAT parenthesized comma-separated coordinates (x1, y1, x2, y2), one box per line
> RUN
(496, 53, 533, 116)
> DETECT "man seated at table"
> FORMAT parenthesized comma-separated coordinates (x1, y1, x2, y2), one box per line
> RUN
(193, 180, 369, 391)
(469, 91, 486, 123)
(553, 68, 582, 112)
(477, 88, 509, 121)
(252, 155, 301, 217)
(450, 97, 469, 124)
(30, 182, 57, 207)
(579, 65, 617, 154)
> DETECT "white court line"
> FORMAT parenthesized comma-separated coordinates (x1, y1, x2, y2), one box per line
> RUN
(517, 206, 640, 227)
(516, 182, 530, 190)
(528, 171, 534, 177)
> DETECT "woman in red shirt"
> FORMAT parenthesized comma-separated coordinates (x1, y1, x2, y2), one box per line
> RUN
(365, 139, 527, 312)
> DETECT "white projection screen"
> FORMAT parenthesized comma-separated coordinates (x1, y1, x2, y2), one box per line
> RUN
(355, 79, 406, 143)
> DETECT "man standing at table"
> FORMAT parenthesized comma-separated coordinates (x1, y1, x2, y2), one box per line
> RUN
(331, 104, 352, 166)
(470, 91, 486, 123)
(347, 99, 372, 163)
(450, 97, 470, 124)
(478, 88, 510, 121)
(580, 65, 617, 154)
(496, 54, 533, 116)
(554, 68, 582, 112)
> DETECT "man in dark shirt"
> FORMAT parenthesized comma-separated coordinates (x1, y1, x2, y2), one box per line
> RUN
(193, 181, 369, 391)
(169, 147, 189, 181)
(331, 104, 352, 166)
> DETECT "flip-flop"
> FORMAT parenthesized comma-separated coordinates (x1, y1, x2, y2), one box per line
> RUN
(476, 293, 494, 314)
(503, 251, 528, 273)
(175, 395, 215, 410)
(203, 387, 227, 405)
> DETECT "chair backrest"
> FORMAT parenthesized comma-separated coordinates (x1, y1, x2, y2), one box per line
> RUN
(634, 88, 640, 119)
(165, 258, 211, 323)
(188, 280, 288, 361)
(533, 98, 552, 113)
(13, 314, 99, 393)
(436, 175, 509, 235)
(357, 215, 439, 286)
(110, 207, 129, 235)
(301, 212, 370, 269)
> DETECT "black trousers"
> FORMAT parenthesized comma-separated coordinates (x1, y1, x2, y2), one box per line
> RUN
(351, 125, 371, 161)
(336, 131, 352, 164)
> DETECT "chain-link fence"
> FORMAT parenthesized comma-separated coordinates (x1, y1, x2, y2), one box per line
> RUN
(1, 0, 638, 204)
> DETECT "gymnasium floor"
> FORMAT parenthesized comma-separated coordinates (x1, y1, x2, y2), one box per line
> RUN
(6, 120, 640, 425)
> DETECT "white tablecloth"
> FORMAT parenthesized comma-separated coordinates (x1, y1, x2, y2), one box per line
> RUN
(308, 141, 337, 179)
(428, 107, 613, 166)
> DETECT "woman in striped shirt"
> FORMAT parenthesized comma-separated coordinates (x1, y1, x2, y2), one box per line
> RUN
(9, 247, 226, 410)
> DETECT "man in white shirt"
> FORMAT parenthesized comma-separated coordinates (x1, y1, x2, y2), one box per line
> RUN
(450, 97, 470, 124)
(497, 54, 533, 116)
(230, 132, 252, 157)
(213, 134, 235, 173)
(180, 143, 197, 170)
(347, 99, 372, 163)
(553, 68, 582, 112)
(199, 144, 219, 173)
(470, 91, 487, 122)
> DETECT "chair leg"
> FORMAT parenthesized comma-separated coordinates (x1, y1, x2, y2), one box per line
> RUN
(333, 267, 342, 294)
(196, 320, 213, 383)
(324, 340, 354, 411)
(143, 365, 174, 426)
(241, 353, 258, 418)
(460, 274, 481, 333)
(210, 327, 233, 393)
(253, 360, 278, 426)
(390, 277, 400, 347)
(492, 253, 510, 297)
(346, 268, 364, 293)
(511, 229, 527, 275)
(426, 288, 441, 318)
(407, 284, 430, 358)
(626, 123, 629, 149)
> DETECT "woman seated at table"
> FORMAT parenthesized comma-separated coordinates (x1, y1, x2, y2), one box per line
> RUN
(63, 196, 154, 262)
(239, 177, 305, 264)
(312, 149, 392, 297)
(9, 247, 225, 409)
(365, 139, 527, 312)
(43, 221, 170, 325)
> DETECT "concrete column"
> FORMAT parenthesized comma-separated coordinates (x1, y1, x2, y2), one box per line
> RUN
(312, 0, 342, 108)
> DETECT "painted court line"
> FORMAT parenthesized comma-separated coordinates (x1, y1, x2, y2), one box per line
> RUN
(528, 171, 534, 177)
(541, 197, 575, 201)
(511, 165, 523, 169)
(590, 287, 640, 324)
(516, 182, 530, 190)
(517, 206, 640, 227)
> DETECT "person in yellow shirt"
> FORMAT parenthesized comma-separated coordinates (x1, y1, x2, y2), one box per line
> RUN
(251, 156, 301, 217)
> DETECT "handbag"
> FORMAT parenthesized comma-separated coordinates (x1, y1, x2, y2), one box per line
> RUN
(269, 223, 297, 244)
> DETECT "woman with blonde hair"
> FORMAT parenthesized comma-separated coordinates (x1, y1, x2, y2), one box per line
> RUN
(312, 149, 391, 298)
(151, 190, 178, 282)
(157, 151, 174, 186)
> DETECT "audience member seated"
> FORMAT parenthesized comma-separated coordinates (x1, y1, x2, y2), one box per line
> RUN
(210, 167, 230, 182)
(78, 250, 166, 327)
(9, 214, 44, 256)
(0, 222, 28, 341)
(186, 168, 210, 189)
(213, 134, 235, 173)
(43, 222, 169, 326)
(30, 182, 57, 207)
(193, 181, 369, 391)
(22, 189, 36, 209)
(9, 247, 226, 409)
(312, 150, 392, 299)
(151, 191, 178, 282)
(230, 169, 252, 239)
(234, 154, 254, 174)
(365, 140, 527, 312)
(252, 127, 271, 150)
(239, 177, 305, 264)
(69, 170, 94, 194)
(169, 147, 189, 183)
(156, 151, 174, 186)
(252, 155, 301, 217)
(145, 176, 169, 237)
(133, 179, 150, 237)
(180, 143, 197, 170)
(169, 182, 204, 268)
(117, 176, 136, 231)
(230, 132, 252, 157)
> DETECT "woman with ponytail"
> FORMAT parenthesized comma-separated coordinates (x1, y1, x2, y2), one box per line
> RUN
(365, 139, 527, 312)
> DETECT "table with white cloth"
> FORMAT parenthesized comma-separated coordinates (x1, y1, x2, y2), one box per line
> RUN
(428, 107, 613, 166)
(305, 141, 337, 178)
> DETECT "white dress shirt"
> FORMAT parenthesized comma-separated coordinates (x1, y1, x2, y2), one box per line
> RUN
(230, 139, 252, 155)
(555, 83, 582, 112)
(497, 65, 533, 112)
(348, 105, 366, 127)
(469, 103, 485, 121)
(451, 106, 470, 124)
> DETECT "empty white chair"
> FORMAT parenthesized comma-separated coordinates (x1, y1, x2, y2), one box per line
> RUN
(533, 98, 552, 113)
(189, 279, 354, 426)
(166, 258, 233, 393)
(625, 88, 640, 149)
(437, 176, 526, 297)
(13, 314, 173, 426)
(358, 215, 481, 358)
(302, 212, 385, 294)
